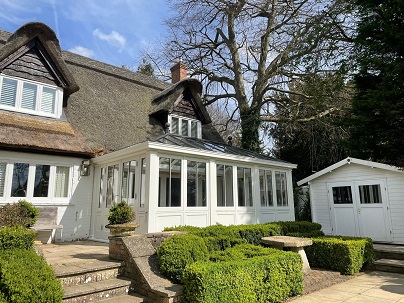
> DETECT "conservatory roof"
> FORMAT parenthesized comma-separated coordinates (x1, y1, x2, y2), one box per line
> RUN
(152, 134, 290, 163)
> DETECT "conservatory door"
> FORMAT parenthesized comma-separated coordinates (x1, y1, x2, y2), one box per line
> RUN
(328, 181, 391, 242)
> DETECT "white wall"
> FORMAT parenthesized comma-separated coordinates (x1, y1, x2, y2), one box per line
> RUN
(0, 150, 93, 242)
(309, 163, 404, 244)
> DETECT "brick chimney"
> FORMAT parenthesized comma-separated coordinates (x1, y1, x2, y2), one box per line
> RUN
(170, 61, 188, 83)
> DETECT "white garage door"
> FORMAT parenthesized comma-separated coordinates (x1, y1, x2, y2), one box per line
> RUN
(328, 180, 392, 242)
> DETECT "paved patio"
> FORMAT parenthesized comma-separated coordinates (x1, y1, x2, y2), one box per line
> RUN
(40, 241, 404, 302)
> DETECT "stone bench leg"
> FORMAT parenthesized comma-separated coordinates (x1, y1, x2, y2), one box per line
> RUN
(290, 247, 311, 274)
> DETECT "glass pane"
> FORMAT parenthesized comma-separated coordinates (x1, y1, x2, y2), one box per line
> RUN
(225, 165, 233, 206)
(359, 184, 382, 204)
(0, 162, 6, 197)
(276, 171, 288, 206)
(33, 164, 50, 197)
(0, 78, 17, 107)
(106, 164, 119, 207)
(140, 158, 146, 208)
(217, 164, 225, 207)
(187, 161, 197, 207)
(41, 87, 56, 113)
(55, 166, 70, 198)
(21, 82, 37, 110)
(121, 162, 129, 201)
(171, 159, 181, 207)
(198, 162, 206, 207)
(191, 121, 198, 138)
(171, 117, 179, 134)
(158, 158, 170, 207)
(332, 186, 353, 204)
(245, 168, 253, 207)
(11, 163, 29, 197)
(181, 120, 189, 136)
(98, 167, 105, 208)
(266, 171, 273, 206)
(259, 170, 265, 206)
(237, 167, 245, 206)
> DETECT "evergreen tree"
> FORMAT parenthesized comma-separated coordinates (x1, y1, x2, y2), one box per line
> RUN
(348, 0, 404, 165)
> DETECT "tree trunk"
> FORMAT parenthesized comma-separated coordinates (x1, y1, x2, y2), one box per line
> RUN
(240, 108, 262, 153)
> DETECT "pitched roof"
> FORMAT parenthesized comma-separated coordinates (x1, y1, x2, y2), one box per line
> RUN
(297, 157, 404, 186)
(0, 23, 224, 156)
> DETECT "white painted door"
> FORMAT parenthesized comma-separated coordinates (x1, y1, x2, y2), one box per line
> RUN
(328, 180, 391, 242)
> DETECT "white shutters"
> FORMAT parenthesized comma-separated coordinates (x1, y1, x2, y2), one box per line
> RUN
(0, 78, 17, 107)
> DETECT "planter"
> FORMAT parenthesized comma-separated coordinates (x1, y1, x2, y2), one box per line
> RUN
(105, 222, 140, 236)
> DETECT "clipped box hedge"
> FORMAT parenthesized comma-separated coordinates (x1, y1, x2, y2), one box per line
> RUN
(0, 248, 63, 303)
(0, 225, 35, 250)
(182, 248, 303, 303)
(305, 236, 374, 275)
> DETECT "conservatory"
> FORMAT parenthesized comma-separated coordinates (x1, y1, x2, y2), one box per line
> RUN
(90, 134, 296, 240)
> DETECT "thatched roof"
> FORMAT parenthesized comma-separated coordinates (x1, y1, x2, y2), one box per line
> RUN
(0, 23, 223, 157)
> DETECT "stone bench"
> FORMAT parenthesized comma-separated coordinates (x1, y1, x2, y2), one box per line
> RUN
(31, 207, 63, 243)
(261, 236, 313, 274)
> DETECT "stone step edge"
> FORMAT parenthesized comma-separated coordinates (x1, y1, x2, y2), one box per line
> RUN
(63, 277, 132, 299)
(374, 259, 404, 268)
(55, 261, 123, 278)
(98, 293, 147, 303)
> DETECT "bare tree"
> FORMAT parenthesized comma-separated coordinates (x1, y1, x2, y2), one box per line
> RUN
(150, 0, 354, 151)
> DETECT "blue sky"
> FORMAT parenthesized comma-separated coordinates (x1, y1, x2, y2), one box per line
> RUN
(0, 0, 172, 69)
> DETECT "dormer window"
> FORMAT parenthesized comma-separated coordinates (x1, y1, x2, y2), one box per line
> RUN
(169, 115, 201, 138)
(0, 74, 63, 118)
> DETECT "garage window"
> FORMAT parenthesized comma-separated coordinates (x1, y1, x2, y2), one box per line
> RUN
(359, 184, 382, 204)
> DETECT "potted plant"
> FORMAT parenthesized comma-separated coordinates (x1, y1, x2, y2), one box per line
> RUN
(105, 201, 139, 236)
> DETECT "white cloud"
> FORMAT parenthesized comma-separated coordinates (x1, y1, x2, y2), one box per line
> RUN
(93, 28, 126, 50)
(68, 46, 95, 58)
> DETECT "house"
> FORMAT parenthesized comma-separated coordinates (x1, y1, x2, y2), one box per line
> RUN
(297, 157, 404, 244)
(0, 22, 296, 242)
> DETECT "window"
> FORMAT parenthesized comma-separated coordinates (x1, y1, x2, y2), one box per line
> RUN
(275, 171, 288, 206)
(33, 164, 50, 197)
(187, 161, 206, 207)
(359, 184, 382, 204)
(0, 162, 6, 197)
(158, 157, 182, 207)
(0, 75, 62, 118)
(217, 164, 234, 207)
(332, 186, 353, 204)
(11, 163, 29, 197)
(237, 167, 253, 207)
(106, 164, 120, 207)
(121, 160, 137, 205)
(259, 169, 273, 207)
(98, 167, 105, 208)
(140, 158, 146, 208)
(169, 115, 201, 138)
(54, 166, 70, 198)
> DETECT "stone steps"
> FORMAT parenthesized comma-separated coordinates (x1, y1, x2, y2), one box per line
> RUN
(373, 244, 404, 274)
(54, 258, 144, 303)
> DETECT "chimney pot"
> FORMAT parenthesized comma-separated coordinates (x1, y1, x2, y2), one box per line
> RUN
(170, 61, 188, 83)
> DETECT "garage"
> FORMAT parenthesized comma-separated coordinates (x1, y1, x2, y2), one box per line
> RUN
(298, 157, 404, 244)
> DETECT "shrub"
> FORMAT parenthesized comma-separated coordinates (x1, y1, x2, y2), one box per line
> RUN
(182, 250, 303, 303)
(209, 243, 279, 262)
(0, 226, 35, 250)
(277, 221, 322, 235)
(305, 236, 374, 275)
(157, 234, 209, 283)
(0, 201, 39, 228)
(107, 200, 135, 225)
(0, 248, 63, 302)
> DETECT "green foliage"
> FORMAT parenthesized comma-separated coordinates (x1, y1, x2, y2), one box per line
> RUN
(277, 221, 322, 235)
(0, 226, 35, 250)
(0, 248, 63, 303)
(157, 234, 209, 283)
(305, 236, 374, 275)
(0, 201, 39, 228)
(182, 250, 303, 303)
(347, 0, 404, 165)
(137, 58, 155, 77)
(107, 200, 135, 225)
(209, 243, 279, 262)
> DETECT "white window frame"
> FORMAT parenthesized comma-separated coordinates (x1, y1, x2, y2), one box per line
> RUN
(0, 74, 63, 118)
(168, 114, 202, 138)
(0, 160, 72, 204)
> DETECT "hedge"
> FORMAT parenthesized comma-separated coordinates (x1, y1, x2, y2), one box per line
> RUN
(164, 221, 324, 248)
(305, 236, 374, 275)
(0, 226, 35, 250)
(0, 248, 63, 303)
(157, 234, 209, 283)
(182, 249, 303, 303)
(209, 243, 279, 262)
